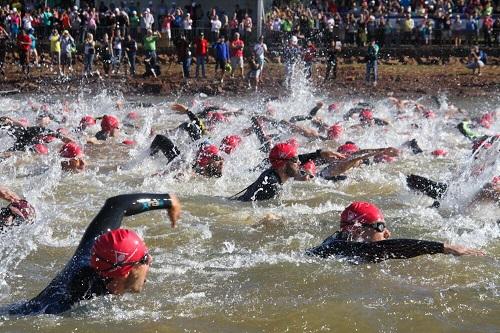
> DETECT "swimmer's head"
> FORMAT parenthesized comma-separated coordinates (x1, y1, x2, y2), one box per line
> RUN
(0, 200, 36, 226)
(33, 143, 48, 155)
(79, 115, 96, 130)
(431, 149, 447, 157)
(220, 135, 242, 154)
(91, 229, 152, 294)
(327, 123, 343, 140)
(269, 142, 300, 177)
(60, 142, 83, 159)
(359, 109, 374, 123)
(101, 115, 120, 134)
(340, 201, 389, 242)
(337, 142, 359, 155)
(195, 144, 224, 178)
(296, 160, 316, 181)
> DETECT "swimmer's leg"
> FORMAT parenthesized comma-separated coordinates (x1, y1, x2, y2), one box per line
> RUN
(406, 174, 448, 199)
(149, 135, 181, 163)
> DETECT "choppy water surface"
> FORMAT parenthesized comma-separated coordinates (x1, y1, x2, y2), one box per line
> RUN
(0, 85, 499, 333)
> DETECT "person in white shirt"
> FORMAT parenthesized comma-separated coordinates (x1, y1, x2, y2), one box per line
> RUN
(211, 15, 222, 43)
(253, 35, 267, 82)
(183, 13, 193, 41)
(22, 12, 33, 31)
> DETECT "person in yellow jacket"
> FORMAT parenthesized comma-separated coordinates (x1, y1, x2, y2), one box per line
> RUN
(49, 28, 61, 75)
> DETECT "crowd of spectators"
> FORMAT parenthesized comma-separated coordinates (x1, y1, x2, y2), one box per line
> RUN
(0, 1, 496, 83)
(265, 0, 500, 47)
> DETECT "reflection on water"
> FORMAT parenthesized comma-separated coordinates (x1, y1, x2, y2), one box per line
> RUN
(0, 89, 498, 332)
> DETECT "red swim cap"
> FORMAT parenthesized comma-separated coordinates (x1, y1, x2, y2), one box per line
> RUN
(196, 144, 220, 168)
(60, 142, 83, 158)
(101, 115, 120, 132)
(327, 123, 343, 140)
(424, 110, 436, 119)
(80, 115, 96, 126)
(8, 200, 36, 222)
(127, 111, 139, 120)
(302, 160, 316, 175)
(90, 229, 148, 279)
(220, 135, 242, 154)
(360, 109, 373, 121)
(122, 139, 136, 145)
(337, 142, 359, 154)
(340, 201, 384, 232)
(479, 113, 493, 128)
(431, 149, 447, 157)
(269, 142, 298, 169)
(207, 112, 227, 123)
(285, 137, 299, 148)
(492, 176, 500, 185)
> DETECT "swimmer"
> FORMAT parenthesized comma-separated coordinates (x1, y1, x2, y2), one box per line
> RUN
(0, 186, 36, 230)
(94, 115, 120, 141)
(232, 141, 344, 201)
(306, 201, 485, 262)
(1, 193, 181, 315)
(0, 116, 73, 153)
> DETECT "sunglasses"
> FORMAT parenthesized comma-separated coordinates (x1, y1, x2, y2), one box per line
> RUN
(363, 222, 386, 233)
(96, 253, 150, 273)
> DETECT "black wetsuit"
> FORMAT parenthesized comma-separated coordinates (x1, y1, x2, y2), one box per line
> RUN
(1, 193, 173, 316)
(178, 110, 205, 141)
(1, 125, 59, 151)
(234, 151, 323, 202)
(306, 231, 445, 263)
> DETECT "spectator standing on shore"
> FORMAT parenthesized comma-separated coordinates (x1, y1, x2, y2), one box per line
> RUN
(59, 30, 75, 76)
(161, 13, 173, 46)
(41, 7, 53, 38)
(129, 11, 139, 39)
(213, 35, 230, 83)
(124, 34, 137, 76)
(9, 8, 21, 39)
(22, 11, 33, 32)
(183, 13, 193, 42)
(70, 7, 81, 42)
(493, 17, 500, 46)
(303, 40, 316, 79)
(243, 13, 252, 43)
(143, 29, 161, 77)
(49, 29, 61, 74)
(83, 33, 95, 77)
(141, 8, 155, 39)
(17, 29, 31, 75)
(0, 25, 8, 77)
(483, 15, 494, 47)
(452, 14, 463, 46)
(283, 35, 302, 88)
(194, 32, 208, 79)
(28, 29, 38, 67)
(230, 32, 244, 78)
(365, 39, 379, 87)
(246, 54, 261, 91)
(465, 14, 478, 45)
(99, 33, 113, 77)
(112, 30, 123, 74)
(253, 35, 267, 84)
(210, 15, 221, 43)
(324, 40, 340, 81)
(175, 34, 191, 79)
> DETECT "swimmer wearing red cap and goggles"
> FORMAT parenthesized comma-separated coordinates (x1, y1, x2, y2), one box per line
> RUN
(307, 201, 485, 262)
(3, 193, 181, 315)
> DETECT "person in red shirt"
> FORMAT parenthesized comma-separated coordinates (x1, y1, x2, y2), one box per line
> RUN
(61, 10, 71, 31)
(303, 40, 317, 79)
(194, 32, 208, 78)
(17, 30, 31, 75)
(230, 32, 244, 78)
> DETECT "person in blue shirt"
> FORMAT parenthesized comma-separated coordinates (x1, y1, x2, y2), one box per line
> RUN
(212, 35, 230, 83)
(28, 29, 39, 67)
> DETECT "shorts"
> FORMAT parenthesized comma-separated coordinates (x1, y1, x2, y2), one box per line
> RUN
(61, 52, 72, 66)
(216, 58, 226, 70)
(231, 56, 243, 69)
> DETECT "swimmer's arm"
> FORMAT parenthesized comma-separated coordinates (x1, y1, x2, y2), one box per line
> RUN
(0, 186, 21, 203)
(298, 150, 345, 164)
(355, 239, 446, 262)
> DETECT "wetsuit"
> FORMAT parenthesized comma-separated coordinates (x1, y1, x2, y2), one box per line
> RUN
(234, 151, 324, 202)
(1, 193, 173, 316)
(406, 174, 448, 200)
(306, 231, 445, 263)
(0, 124, 59, 151)
(288, 104, 323, 123)
(178, 110, 206, 141)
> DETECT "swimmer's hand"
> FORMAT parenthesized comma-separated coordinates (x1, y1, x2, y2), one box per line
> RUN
(167, 194, 181, 228)
(171, 103, 189, 113)
(0, 186, 21, 202)
(320, 150, 346, 160)
(443, 243, 486, 256)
